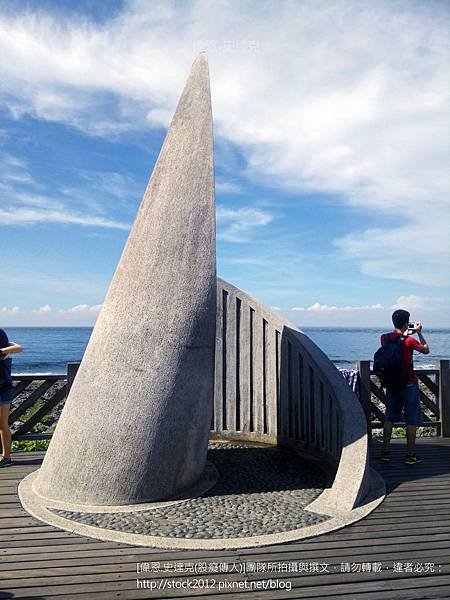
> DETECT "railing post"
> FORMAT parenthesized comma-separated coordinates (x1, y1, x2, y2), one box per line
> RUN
(357, 360, 372, 440)
(66, 362, 80, 396)
(439, 360, 450, 438)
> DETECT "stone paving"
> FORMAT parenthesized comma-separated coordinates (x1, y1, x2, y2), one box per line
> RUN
(53, 442, 330, 540)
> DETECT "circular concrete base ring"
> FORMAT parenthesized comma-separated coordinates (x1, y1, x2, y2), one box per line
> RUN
(18, 467, 385, 550)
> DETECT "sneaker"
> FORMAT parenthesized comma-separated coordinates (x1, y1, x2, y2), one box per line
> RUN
(0, 456, 12, 468)
(404, 454, 421, 465)
(380, 450, 390, 462)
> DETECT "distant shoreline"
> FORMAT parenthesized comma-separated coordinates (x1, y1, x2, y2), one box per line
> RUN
(7, 327, 448, 376)
(5, 326, 450, 331)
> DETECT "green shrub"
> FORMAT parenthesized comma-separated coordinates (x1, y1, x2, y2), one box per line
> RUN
(11, 440, 51, 452)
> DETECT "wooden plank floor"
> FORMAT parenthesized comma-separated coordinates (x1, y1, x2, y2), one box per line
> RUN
(1, 438, 450, 599)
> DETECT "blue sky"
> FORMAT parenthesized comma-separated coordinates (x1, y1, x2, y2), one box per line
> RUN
(1, 0, 449, 327)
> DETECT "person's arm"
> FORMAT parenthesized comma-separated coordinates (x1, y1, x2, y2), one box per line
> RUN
(0, 342, 23, 356)
(413, 323, 429, 354)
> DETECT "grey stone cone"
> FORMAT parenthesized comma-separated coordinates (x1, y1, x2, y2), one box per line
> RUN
(34, 53, 216, 505)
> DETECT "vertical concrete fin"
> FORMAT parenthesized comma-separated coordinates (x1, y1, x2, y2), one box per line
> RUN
(35, 53, 217, 505)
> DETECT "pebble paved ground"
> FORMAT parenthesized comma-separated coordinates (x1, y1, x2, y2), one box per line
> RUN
(53, 442, 330, 539)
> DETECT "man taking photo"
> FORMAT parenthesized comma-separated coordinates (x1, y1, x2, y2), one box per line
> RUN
(379, 309, 430, 464)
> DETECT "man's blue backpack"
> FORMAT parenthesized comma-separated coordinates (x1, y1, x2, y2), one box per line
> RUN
(373, 335, 408, 390)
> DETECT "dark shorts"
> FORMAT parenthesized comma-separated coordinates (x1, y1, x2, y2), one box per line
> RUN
(0, 387, 13, 406)
(385, 382, 422, 426)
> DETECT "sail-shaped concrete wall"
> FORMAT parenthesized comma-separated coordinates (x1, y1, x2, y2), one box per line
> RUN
(33, 53, 216, 505)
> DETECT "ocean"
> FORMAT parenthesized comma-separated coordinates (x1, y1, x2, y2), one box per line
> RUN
(4, 327, 449, 375)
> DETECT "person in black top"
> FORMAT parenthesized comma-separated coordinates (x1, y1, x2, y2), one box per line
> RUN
(0, 329, 23, 467)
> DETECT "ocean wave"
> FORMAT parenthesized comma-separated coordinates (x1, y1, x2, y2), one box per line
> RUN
(12, 371, 63, 376)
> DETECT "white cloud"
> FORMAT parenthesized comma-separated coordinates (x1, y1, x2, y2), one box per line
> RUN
(224, 257, 269, 266)
(0, 1, 448, 283)
(0, 153, 131, 230)
(0, 153, 36, 189)
(217, 206, 273, 242)
(146, 107, 173, 128)
(336, 222, 450, 286)
(0, 306, 22, 314)
(1, 303, 102, 326)
(216, 179, 242, 194)
(63, 304, 102, 314)
(75, 170, 140, 201)
(390, 295, 425, 310)
(275, 294, 449, 327)
(33, 304, 52, 314)
(285, 302, 384, 313)
(0, 207, 129, 229)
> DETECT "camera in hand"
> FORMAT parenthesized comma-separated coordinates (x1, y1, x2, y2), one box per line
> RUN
(408, 322, 415, 329)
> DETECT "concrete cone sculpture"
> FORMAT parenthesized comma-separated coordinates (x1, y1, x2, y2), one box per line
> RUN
(33, 53, 216, 505)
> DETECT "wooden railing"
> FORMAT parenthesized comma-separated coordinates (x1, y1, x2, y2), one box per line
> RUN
(9, 375, 66, 441)
(9, 364, 78, 441)
(11, 359, 449, 444)
(358, 360, 450, 437)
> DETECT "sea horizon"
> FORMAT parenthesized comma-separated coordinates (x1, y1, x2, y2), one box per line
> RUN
(5, 326, 449, 375)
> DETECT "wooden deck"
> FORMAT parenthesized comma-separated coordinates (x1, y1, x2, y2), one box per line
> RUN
(1, 438, 450, 599)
